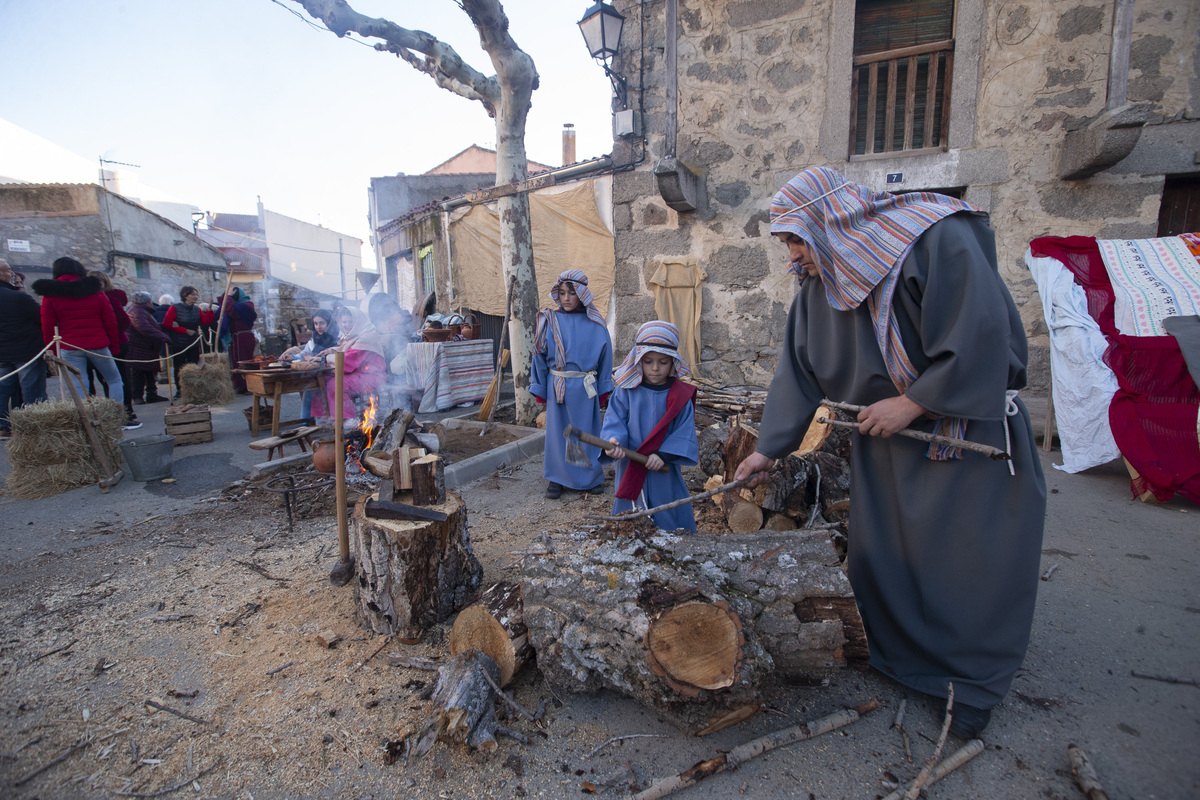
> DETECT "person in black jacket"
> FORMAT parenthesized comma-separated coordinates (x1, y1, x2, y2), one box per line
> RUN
(0, 259, 49, 438)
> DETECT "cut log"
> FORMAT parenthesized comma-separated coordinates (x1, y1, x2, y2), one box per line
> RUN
(449, 581, 531, 688)
(350, 491, 482, 634)
(719, 491, 763, 533)
(411, 454, 445, 506)
(647, 601, 744, 694)
(521, 529, 866, 735)
(795, 406, 834, 455)
(762, 512, 797, 531)
(412, 649, 501, 757)
(721, 421, 852, 525)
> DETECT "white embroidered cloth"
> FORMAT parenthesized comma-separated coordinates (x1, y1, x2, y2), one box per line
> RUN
(1097, 237, 1200, 336)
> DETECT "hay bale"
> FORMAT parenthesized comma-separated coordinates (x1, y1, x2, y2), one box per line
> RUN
(179, 360, 236, 406)
(5, 397, 125, 499)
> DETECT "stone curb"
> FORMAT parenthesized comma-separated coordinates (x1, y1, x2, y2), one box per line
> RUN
(445, 430, 546, 489)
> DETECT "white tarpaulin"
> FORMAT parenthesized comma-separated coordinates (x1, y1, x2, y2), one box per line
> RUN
(1025, 249, 1121, 472)
(450, 180, 614, 318)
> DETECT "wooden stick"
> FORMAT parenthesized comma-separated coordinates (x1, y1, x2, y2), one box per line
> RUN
(1130, 670, 1200, 687)
(144, 699, 212, 726)
(1067, 744, 1111, 800)
(633, 701, 878, 800)
(266, 660, 295, 676)
(334, 350, 349, 565)
(818, 417, 1009, 460)
(212, 270, 236, 358)
(881, 738, 985, 800)
(12, 739, 90, 787)
(586, 734, 667, 759)
(583, 479, 748, 522)
(904, 683, 953, 800)
(1042, 563, 1060, 581)
(477, 662, 539, 723)
(28, 638, 78, 664)
(387, 654, 441, 670)
(46, 354, 122, 490)
(480, 274, 516, 434)
(352, 635, 393, 673)
(114, 757, 223, 798)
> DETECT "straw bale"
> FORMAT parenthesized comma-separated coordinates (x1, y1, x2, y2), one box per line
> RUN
(179, 361, 236, 406)
(4, 397, 125, 499)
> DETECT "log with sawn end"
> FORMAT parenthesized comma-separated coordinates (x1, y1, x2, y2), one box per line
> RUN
(449, 581, 531, 688)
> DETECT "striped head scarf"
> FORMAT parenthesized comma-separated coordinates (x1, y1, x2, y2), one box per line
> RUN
(770, 167, 980, 459)
(534, 269, 608, 402)
(613, 320, 691, 389)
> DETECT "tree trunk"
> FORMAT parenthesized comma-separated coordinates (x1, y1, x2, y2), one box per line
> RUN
(350, 491, 483, 634)
(492, 41, 540, 427)
(521, 529, 866, 735)
(449, 581, 531, 687)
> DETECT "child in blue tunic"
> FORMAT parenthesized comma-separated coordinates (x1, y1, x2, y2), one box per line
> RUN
(601, 321, 699, 532)
(531, 270, 614, 499)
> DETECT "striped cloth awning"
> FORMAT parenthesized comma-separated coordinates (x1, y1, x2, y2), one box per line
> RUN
(404, 339, 495, 412)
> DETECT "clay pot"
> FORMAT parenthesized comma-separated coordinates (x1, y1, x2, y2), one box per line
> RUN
(312, 438, 337, 474)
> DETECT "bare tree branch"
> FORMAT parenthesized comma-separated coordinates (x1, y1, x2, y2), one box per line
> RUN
(289, 0, 501, 113)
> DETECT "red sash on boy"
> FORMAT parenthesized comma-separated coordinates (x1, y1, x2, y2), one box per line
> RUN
(615, 380, 697, 501)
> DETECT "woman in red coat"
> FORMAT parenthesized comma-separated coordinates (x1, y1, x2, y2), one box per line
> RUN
(33, 257, 132, 426)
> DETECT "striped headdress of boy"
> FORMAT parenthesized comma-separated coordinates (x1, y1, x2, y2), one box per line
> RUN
(613, 320, 690, 389)
(533, 269, 608, 402)
(770, 167, 981, 459)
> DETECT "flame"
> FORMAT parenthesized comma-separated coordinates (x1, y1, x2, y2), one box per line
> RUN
(362, 396, 379, 450)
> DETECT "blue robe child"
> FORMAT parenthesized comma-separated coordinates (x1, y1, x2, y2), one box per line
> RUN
(531, 270, 613, 493)
(600, 321, 699, 531)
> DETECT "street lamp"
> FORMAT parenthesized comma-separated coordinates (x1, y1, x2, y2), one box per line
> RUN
(578, 1, 627, 109)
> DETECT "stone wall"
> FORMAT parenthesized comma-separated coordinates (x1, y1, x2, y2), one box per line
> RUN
(608, 0, 1199, 392)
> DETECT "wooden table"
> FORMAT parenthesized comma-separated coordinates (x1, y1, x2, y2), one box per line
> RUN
(236, 368, 331, 437)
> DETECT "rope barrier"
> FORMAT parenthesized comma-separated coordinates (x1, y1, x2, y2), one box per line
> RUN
(0, 341, 56, 383)
(56, 333, 206, 365)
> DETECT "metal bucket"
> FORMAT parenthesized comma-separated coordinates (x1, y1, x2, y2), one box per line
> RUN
(119, 434, 176, 481)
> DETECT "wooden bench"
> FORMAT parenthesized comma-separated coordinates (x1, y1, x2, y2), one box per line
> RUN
(249, 425, 322, 462)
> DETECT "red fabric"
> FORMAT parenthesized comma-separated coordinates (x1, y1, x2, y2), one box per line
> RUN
(105, 289, 131, 344)
(615, 380, 698, 501)
(1031, 236, 1200, 503)
(40, 277, 119, 352)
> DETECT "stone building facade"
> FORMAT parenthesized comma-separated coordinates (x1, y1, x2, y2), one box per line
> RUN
(0, 183, 229, 303)
(606, 0, 1199, 391)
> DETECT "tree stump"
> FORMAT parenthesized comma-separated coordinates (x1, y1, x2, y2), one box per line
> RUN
(521, 528, 866, 735)
(412, 649, 501, 757)
(350, 491, 482, 634)
(449, 581, 531, 687)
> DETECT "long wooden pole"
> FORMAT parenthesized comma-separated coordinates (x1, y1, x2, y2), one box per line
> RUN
(334, 350, 349, 564)
(213, 270, 236, 361)
(479, 274, 517, 435)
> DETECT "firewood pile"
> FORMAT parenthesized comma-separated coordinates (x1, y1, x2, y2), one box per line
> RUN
(692, 380, 767, 426)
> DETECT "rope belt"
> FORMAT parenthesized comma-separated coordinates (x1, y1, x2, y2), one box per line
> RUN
(1004, 389, 1020, 477)
(550, 369, 598, 398)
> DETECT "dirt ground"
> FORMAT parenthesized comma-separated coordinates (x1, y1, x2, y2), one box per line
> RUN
(1, 443, 1196, 800)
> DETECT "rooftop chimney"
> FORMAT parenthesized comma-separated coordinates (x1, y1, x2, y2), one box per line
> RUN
(562, 123, 577, 166)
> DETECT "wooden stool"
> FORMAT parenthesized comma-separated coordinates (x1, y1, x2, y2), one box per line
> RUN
(249, 425, 321, 462)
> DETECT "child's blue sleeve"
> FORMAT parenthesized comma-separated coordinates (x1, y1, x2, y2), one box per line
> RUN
(530, 341, 549, 400)
(598, 388, 631, 463)
(657, 399, 699, 466)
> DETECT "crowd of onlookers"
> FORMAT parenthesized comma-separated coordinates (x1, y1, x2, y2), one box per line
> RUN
(0, 255, 253, 437)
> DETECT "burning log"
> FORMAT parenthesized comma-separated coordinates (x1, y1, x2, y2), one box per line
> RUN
(520, 528, 866, 735)
(350, 491, 482, 634)
(449, 581, 531, 687)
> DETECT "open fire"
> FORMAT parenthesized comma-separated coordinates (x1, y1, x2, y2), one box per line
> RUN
(343, 396, 381, 482)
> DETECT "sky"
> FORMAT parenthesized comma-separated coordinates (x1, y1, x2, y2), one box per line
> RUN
(0, 0, 614, 262)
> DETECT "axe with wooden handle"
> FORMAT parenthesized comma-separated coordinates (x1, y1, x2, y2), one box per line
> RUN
(562, 424, 649, 468)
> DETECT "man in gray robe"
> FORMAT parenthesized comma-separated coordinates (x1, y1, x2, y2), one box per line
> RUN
(736, 168, 1046, 738)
